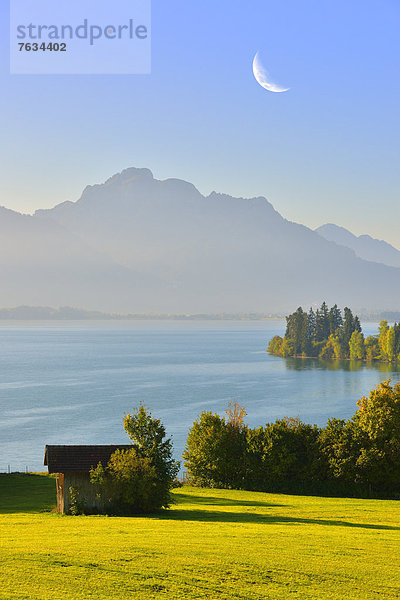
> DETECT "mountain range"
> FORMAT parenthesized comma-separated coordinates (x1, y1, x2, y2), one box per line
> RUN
(316, 224, 400, 269)
(0, 167, 399, 313)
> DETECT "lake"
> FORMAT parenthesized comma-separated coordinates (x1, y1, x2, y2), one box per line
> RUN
(0, 320, 399, 472)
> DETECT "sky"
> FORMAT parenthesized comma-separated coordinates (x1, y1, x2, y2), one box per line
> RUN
(0, 0, 399, 247)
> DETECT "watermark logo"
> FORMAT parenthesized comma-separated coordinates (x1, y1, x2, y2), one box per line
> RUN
(10, 0, 151, 74)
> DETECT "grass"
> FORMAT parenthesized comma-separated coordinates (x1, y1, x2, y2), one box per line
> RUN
(0, 474, 399, 599)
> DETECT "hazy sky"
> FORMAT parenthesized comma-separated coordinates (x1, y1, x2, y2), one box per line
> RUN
(1, 0, 399, 247)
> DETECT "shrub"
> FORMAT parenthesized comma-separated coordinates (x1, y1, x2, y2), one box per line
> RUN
(246, 417, 324, 493)
(68, 486, 85, 516)
(90, 448, 169, 514)
(268, 335, 283, 355)
(123, 406, 180, 489)
(88, 407, 180, 515)
(353, 380, 400, 494)
(183, 404, 248, 488)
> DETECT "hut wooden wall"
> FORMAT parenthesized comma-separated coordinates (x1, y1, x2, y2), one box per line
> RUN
(61, 472, 103, 514)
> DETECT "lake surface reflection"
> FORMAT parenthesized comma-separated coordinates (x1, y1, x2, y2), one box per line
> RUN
(284, 357, 399, 373)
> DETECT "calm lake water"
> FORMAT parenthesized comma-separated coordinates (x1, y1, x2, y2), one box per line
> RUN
(0, 320, 399, 472)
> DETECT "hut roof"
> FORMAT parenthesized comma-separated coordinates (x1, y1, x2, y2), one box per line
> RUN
(44, 445, 133, 473)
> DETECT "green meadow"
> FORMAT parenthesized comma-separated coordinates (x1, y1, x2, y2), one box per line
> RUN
(0, 474, 399, 600)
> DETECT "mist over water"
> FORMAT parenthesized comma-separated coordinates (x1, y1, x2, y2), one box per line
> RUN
(0, 320, 398, 472)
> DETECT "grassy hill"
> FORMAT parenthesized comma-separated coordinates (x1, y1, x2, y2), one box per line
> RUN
(0, 473, 399, 599)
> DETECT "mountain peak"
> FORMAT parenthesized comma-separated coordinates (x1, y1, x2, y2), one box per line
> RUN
(3, 168, 400, 313)
(316, 223, 400, 268)
(105, 167, 154, 186)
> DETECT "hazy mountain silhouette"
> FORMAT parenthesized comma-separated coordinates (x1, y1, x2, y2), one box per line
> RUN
(0, 167, 399, 312)
(316, 223, 400, 269)
(0, 204, 159, 311)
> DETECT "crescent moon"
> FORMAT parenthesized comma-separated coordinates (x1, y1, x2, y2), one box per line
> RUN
(252, 52, 290, 93)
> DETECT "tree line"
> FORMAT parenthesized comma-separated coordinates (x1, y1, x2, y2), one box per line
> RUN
(183, 382, 400, 498)
(67, 379, 400, 515)
(268, 302, 400, 362)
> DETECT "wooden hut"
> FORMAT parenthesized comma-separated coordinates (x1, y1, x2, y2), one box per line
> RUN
(44, 444, 132, 513)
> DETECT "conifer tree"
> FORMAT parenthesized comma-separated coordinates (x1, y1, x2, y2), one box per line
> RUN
(314, 309, 324, 342)
(320, 302, 330, 340)
(394, 323, 400, 358)
(329, 304, 343, 335)
(343, 307, 355, 348)
(354, 316, 362, 333)
(305, 308, 316, 355)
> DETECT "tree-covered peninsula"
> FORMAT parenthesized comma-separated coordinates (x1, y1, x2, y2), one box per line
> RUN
(268, 302, 400, 362)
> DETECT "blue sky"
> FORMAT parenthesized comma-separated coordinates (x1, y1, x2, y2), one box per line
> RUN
(0, 0, 399, 247)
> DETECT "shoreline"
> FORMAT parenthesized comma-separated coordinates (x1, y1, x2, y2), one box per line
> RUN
(267, 352, 399, 365)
